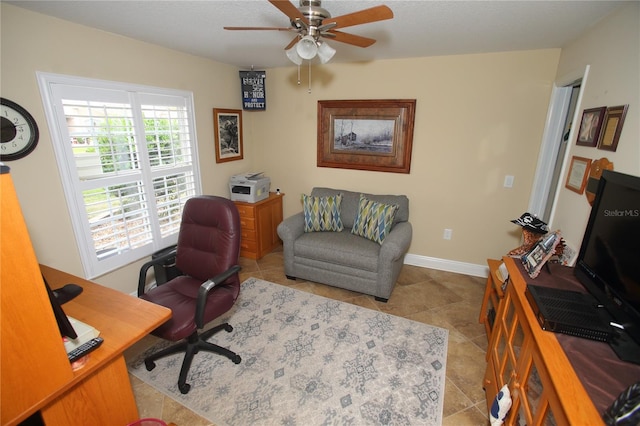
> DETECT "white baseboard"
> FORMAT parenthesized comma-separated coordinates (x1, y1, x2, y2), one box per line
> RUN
(404, 253, 489, 278)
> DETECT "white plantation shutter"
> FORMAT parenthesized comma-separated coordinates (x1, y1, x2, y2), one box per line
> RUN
(38, 73, 201, 278)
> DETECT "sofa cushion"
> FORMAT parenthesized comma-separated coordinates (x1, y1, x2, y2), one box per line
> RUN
(294, 230, 380, 272)
(351, 195, 399, 244)
(302, 193, 344, 232)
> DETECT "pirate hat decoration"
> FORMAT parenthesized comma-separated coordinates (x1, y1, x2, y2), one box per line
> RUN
(511, 212, 548, 234)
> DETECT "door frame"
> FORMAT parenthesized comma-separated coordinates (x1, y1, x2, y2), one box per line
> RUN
(528, 66, 590, 225)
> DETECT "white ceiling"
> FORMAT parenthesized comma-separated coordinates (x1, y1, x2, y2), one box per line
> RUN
(8, 0, 627, 70)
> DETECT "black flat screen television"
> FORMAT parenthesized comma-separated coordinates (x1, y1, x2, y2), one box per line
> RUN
(575, 169, 640, 364)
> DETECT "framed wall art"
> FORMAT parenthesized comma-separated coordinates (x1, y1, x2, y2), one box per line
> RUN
(317, 99, 416, 173)
(213, 108, 243, 163)
(597, 104, 628, 152)
(565, 155, 592, 194)
(576, 107, 606, 147)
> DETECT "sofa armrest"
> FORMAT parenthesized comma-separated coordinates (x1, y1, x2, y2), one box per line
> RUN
(379, 221, 413, 264)
(277, 212, 305, 275)
(277, 211, 305, 242)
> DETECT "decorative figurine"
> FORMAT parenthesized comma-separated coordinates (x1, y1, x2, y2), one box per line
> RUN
(508, 212, 549, 257)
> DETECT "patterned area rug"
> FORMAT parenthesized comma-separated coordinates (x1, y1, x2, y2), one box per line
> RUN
(128, 278, 448, 425)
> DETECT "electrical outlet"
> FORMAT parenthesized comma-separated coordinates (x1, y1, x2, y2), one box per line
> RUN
(443, 228, 452, 240)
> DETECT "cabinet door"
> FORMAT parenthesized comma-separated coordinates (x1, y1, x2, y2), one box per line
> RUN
(1, 173, 74, 425)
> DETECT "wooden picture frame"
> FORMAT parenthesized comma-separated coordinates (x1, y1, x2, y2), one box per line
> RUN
(317, 99, 416, 173)
(597, 104, 628, 152)
(213, 108, 243, 163)
(565, 155, 592, 194)
(576, 107, 606, 147)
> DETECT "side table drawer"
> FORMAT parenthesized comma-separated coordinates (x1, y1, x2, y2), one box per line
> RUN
(239, 217, 256, 230)
(235, 205, 255, 218)
(240, 239, 257, 253)
(240, 228, 257, 242)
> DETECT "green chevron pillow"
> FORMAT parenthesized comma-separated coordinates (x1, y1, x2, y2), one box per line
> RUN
(302, 193, 344, 232)
(351, 194, 399, 244)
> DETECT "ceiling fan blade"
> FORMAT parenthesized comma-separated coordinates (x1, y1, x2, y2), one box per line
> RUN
(284, 35, 300, 50)
(324, 5, 393, 30)
(326, 30, 376, 48)
(224, 26, 292, 31)
(268, 0, 308, 25)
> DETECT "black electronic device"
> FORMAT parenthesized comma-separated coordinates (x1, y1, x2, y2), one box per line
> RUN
(525, 284, 614, 342)
(43, 275, 78, 340)
(52, 283, 83, 304)
(67, 337, 104, 363)
(575, 169, 640, 364)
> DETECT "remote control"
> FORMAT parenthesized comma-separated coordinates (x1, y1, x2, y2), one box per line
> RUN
(67, 337, 104, 363)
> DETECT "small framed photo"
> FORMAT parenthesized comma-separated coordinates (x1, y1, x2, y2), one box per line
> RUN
(522, 231, 562, 278)
(597, 104, 628, 152)
(565, 156, 592, 194)
(213, 108, 243, 163)
(576, 107, 606, 147)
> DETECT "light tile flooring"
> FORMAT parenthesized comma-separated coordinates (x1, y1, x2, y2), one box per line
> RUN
(126, 248, 491, 425)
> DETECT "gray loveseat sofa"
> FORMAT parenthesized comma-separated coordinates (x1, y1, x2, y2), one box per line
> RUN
(276, 187, 412, 302)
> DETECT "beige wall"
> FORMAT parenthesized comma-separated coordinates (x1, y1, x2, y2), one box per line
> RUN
(9, 3, 635, 294)
(550, 2, 639, 252)
(251, 50, 560, 269)
(1, 5, 248, 292)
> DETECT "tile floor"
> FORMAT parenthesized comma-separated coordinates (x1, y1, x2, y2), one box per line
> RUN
(126, 248, 491, 425)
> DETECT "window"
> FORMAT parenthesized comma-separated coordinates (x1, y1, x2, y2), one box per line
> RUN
(38, 73, 201, 278)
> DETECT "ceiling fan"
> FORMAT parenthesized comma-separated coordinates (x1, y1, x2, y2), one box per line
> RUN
(224, 0, 393, 65)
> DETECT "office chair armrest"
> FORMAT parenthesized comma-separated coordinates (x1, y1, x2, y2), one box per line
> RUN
(195, 265, 241, 329)
(137, 245, 178, 296)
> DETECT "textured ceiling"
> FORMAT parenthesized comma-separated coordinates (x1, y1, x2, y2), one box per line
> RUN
(8, 0, 627, 70)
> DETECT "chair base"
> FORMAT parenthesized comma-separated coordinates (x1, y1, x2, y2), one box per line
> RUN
(144, 322, 241, 394)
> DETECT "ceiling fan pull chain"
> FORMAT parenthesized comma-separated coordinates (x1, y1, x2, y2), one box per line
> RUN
(297, 63, 301, 86)
(308, 61, 312, 94)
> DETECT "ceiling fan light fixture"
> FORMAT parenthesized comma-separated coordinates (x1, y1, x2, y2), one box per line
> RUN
(296, 35, 318, 60)
(286, 47, 303, 65)
(317, 41, 336, 64)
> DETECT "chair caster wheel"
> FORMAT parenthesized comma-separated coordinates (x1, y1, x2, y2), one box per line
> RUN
(145, 360, 156, 371)
(225, 324, 233, 332)
(232, 354, 241, 364)
(179, 383, 191, 394)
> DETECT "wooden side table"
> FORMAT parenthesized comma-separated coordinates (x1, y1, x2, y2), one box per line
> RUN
(234, 192, 284, 260)
(479, 258, 506, 341)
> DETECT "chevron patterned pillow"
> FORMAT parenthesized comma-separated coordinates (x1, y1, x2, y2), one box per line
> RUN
(302, 193, 344, 232)
(351, 194, 399, 244)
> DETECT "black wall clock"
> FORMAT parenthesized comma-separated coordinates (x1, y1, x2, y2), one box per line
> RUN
(1, 98, 39, 161)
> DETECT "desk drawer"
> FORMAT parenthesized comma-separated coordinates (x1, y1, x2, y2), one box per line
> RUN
(240, 239, 257, 252)
(241, 228, 257, 242)
(239, 217, 256, 230)
(235, 205, 255, 218)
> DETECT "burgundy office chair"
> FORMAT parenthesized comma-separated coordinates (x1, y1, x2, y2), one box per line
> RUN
(137, 196, 242, 394)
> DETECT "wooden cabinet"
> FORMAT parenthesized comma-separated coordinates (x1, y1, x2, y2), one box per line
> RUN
(234, 193, 283, 260)
(483, 257, 602, 426)
(479, 258, 506, 341)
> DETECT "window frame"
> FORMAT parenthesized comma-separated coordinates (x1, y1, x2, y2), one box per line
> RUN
(37, 72, 201, 278)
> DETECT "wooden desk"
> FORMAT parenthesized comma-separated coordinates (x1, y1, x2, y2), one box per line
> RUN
(1, 168, 171, 426)
(39, 266, 171, 425)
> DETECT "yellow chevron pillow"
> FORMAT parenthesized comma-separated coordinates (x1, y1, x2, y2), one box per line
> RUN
(351, 194, 398, 244)
(302, 193, 344, 232)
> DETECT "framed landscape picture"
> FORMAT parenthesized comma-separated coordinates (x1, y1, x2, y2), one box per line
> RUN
(317, 99, 416, 174)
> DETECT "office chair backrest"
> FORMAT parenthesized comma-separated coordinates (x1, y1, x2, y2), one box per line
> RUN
(175, 196, 241, 282)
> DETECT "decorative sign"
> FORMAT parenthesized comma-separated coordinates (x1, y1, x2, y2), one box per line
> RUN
(240, 71, 266, 111)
